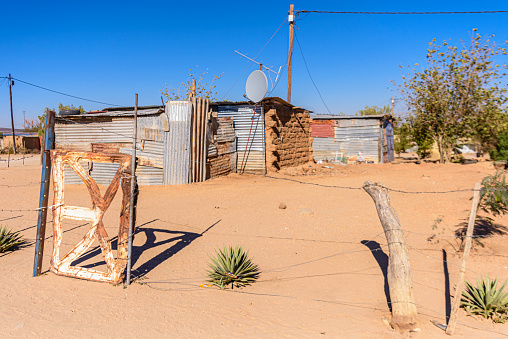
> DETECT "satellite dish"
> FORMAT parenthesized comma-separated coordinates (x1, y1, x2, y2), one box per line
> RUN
(245, 70, 268, 103)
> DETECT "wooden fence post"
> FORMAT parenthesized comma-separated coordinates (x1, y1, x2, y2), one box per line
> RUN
(363, 180, 418, 328)
(445, 182, 482, 335)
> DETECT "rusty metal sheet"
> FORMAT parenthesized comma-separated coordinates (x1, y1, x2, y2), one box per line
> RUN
(49, 150, 133, 284)
(310, 120, 334, 138)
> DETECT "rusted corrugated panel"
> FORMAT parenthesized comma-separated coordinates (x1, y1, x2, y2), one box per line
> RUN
(311, 120, 334, 137)
(92, 143, 130, 153)
(218, 105, 265, 173)
(164, 101, 192, 185)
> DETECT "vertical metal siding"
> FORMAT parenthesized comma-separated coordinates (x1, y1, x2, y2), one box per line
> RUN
(164, 101, 192, 185)
(218, 105, 265, 172)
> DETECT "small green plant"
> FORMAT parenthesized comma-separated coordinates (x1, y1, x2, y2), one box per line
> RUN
(479, 171, 508, 217)
(0, 226, 25, 253)
(461, 276, 508, 323)
(206, 245, 260, 289)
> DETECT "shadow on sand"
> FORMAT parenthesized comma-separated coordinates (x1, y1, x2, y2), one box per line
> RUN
(361, 240, 391, 311)
(72, 219, 220, 279)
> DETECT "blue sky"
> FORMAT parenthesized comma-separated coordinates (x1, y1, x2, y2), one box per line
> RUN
(1, 0, 508, 128)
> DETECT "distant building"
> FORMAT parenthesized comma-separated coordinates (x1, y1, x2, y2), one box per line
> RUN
(1, 132, 41, 151)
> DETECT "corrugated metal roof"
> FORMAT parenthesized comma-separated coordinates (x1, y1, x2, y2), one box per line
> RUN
(56, 108, 163, 119)
(311, 114, 385, 120)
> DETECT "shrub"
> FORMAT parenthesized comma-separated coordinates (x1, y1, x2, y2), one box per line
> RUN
(0, 226, 24, 253)
(461, 276, 508, 323)
(479, 171, 508, 217)
(490, 130, 508, 161)
(206, 245, 260, 289)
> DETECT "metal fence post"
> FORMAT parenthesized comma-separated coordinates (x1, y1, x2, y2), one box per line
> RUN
(33, 111, 55, 277)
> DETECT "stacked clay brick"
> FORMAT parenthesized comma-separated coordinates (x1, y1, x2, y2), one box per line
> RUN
(264, 104, 312, 171)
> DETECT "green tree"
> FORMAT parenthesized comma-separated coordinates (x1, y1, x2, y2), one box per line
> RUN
(355, 105, 391, 116)
(397, 30, 508, 163)
(162, 66, 223, 101)
(38, 103, 86, 137)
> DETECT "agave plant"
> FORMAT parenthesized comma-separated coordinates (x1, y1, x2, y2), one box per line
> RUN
(206, 245, 260, 289)
(461, 276, 508, 323)
(0, 226, 25, 253)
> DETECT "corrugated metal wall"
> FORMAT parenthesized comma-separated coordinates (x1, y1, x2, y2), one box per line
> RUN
(335, 121, 381, 162)
(55, 119, 134, 151)
(55, 115, 164, 185)
(312, 137, 342, 161)
(164, 101, 192, 185)
(311, 117, 382, 163)
(218, 105, 265, 173)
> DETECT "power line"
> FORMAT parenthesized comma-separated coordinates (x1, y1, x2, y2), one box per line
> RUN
(296, 10, 508, 15)
(221, 17, 288, 100)
(294, 31, 332, 114)
(11, 77, 122, 107)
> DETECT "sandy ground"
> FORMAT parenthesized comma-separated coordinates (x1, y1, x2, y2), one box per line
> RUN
(1, 154, 508, 338)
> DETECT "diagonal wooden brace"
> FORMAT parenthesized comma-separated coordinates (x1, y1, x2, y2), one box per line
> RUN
(49, 150, 133, 284)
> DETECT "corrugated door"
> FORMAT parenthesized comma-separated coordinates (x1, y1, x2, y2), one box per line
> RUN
(334, 124, 380, 163)
(164, 101, 192, 185)
(218, 105, 265, 173)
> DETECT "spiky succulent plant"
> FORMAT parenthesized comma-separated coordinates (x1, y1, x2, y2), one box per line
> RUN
(461, 276, 508, 323)
(206, 245, 260, 289)
(0, 226, 25, 253)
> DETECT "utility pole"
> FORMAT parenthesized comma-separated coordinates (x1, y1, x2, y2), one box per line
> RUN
(287, 4, 294, 104)
(391, 97, 395, 116)
(9, 74, 16, 154)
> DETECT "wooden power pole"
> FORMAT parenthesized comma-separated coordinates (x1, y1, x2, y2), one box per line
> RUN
(286, 4, 294, 104)
(9, 74, 16, 154)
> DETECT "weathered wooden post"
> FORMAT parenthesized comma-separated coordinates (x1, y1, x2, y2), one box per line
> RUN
(445, 182, 481, 335)
(363, 180, 418, 328)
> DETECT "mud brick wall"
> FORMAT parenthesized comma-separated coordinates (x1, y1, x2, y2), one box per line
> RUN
(265, 104, 312, 171)
(209, 143, 235, 178)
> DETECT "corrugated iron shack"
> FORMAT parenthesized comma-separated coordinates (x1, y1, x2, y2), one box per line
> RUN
(211, 97, 312, 173)
(54, 96, 313, 185)
(310, 115, 394, 163)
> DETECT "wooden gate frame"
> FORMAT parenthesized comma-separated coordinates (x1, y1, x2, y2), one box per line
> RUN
(50, 150, 133, 284)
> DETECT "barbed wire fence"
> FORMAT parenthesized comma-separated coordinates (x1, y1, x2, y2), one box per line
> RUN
(1, 119, 507, 335)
